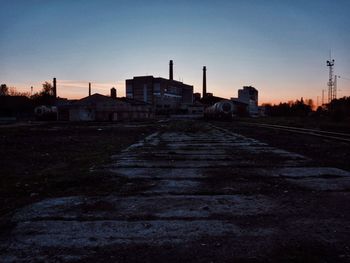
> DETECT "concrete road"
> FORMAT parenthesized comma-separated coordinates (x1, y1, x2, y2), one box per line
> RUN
(2, 123, 350, 262)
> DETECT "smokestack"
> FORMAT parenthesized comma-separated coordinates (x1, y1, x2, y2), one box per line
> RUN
(203, 66, 207, 98)
(53, 78, 57, 98)
(89, 82, 91, 96)
(111, 87, 117, 99)
(169, 60, 173, 80)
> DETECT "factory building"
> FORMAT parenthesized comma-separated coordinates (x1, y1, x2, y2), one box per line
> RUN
(125, 60, 194, 113)
(61, 93, 154, 121)
(232, 86, 259, 117)
(53, 83, 154, 121)
(199, 66, 227, 106)
(199, 68, 258, 117)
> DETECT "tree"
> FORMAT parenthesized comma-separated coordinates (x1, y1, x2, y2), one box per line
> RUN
(0, 84, 30, 97)
(265, 99, 313, 117)
(328, 96, 350, 121)
(0, 84, 8, 96)
(8, 87, 30, 97)
(31, 82, 55, 105)
(41, 82, 54, 96)
(291, 99, 312, 117)
(306, 99, 314, 108)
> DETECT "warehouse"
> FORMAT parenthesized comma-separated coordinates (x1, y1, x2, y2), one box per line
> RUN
(57, 90, 154, 121)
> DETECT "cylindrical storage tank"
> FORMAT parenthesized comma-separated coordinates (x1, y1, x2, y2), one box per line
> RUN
(204, 100, 234, 120)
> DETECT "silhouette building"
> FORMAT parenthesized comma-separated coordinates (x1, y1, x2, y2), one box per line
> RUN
(53, 81, 154, 121)
(232, 86, 258, 116)
(58, 93, 154, 121)
(125, 60, 193, 112)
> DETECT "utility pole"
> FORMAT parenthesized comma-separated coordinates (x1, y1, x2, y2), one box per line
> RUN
(334, 75, 338, 99)
(326, 54, 335, 103)
(322, 89, 325, 106)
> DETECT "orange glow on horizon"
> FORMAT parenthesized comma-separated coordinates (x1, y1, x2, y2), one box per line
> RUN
(11, 80, 125, 100)
(9, 79, 350, 107)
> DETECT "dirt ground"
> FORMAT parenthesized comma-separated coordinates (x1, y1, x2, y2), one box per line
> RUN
(1, 119, 350, 262)
(216, 119, 350, 171)
(0, 121, 159, 216)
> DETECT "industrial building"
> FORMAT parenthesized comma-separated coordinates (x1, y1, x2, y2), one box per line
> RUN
(198, 67, 259, 117)
(57, 93, 153, 121)
(231, 86, 259, 116)
(125, 60, 194, 113)
(199, 66, 227, 106)
(197, 66, 248, 117)
(49, 80, 154, 121)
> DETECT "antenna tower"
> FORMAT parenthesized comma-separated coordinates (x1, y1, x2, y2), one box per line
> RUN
(326, 54, 335, 103)
(334, 75, 338, 100)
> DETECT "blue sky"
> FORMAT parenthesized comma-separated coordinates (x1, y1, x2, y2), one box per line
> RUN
(1, 0, 349, 104)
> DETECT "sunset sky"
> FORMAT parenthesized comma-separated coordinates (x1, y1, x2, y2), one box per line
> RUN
(1, 0, 350, 105)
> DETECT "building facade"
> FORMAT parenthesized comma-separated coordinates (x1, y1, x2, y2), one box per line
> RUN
(125, 61, 193, 112)
(58, 93, 154, 121)
(236, 86, 259, 116)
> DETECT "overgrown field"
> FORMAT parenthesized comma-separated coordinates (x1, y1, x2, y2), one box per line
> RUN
(0, 122, 159, 216)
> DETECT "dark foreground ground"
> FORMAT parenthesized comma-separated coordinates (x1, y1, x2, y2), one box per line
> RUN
(0, 119, 350, 262)
(0, 121, 159, 217)
(214, 118, 350, 171)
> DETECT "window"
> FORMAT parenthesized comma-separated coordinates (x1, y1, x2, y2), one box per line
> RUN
(153, 83, 160, 96)
(126, 84, 133, 98)
(143, 84, 148, 102)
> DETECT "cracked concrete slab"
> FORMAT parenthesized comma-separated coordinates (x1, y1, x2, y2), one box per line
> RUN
(13, 195, 276, 222)
(109, 167, 205, 178)
(275, 167, 350, 178)
(2, 122, 350, 262)
(110, 159, 299, 168)
(286, 177, 350, 191)
(3, 220, 275, 260)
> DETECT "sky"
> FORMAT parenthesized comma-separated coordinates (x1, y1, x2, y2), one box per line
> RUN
(1, 0, 350, 105)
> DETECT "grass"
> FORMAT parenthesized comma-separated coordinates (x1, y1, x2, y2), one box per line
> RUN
(0, 121, 158, 216)
(236, 116, 350, 132)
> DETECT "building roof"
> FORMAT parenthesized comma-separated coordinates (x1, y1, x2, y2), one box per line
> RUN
(118, 97, 152, 106)
(73, 93, 152, 107)
(242, 86, 258, 91)
(72, 94, 127, 107)
(199, 95, 227, 106)
(127, 76, 193, 88)
(154, 77, 192, 86)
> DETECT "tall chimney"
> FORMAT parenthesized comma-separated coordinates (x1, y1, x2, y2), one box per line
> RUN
(169, 60, 173, 80)
(53, 78, 57, 98)
(202, 66, 207, 98)
(89, 82, 91, 96)
(111, 87, 117, 99)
